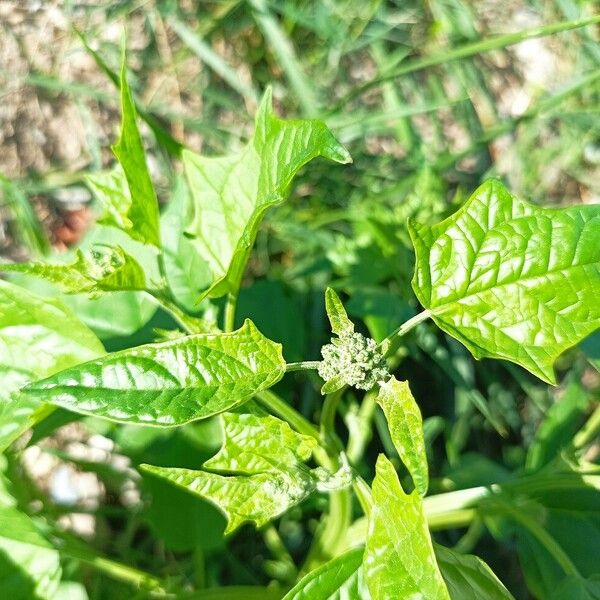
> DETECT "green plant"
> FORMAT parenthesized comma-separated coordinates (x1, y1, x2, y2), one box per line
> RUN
(1, 53, 599, 600)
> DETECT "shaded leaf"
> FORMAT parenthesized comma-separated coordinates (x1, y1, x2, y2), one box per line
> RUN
(364, 455, 449, 600)
(282, 547, 371, 599)
(376, 376, 428, 496)
(435, 544, 515, 600)
(183, 88, 351, 298)
(142, 409, 318, 533)
(25, 320, 285, 426)
(409, 179, 600, 383)
(1, 246, 146, 296)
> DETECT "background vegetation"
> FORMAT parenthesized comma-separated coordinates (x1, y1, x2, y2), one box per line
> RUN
(0, 1, 599, 598)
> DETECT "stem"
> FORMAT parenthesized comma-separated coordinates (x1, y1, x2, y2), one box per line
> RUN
(301, 391, 351, 573)
(262, 524, 297, 583)
(386, 310, 431, 342)
(224, 291, 238, 333)
(493, 500, 581, 577)
(285, 361, 321, 373)
(58, 536, 163, 591)
(256, 390, 320, 442)
(352, 475, 374, 519)
(332, 14, 600, 110)
(346, 392, 377, 464)
(573, 403, 600, 450)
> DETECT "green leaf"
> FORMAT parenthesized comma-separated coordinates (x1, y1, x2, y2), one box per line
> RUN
(409, 179, 600, 383)
(325, 288, 354, 337)
(161, 176, 213, 312)
(89, 57, 160, 246)
(526, 377, 591, 472)
(364, 455, 450, 600)
(142, 409, 318, 533)
(549, 576, 600, 600)
(25, 320, 285, 426)
(435, 544, 515, 600)
(282, 547, 371, 599)
(1, 246, 146, 296)
(376, 376, 429, 496)
(0, 280, 104, 450)
(183, 88, 351, 298)
(0, 474, 61, 599)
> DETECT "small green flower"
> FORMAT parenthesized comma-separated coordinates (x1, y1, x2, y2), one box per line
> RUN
(318, 331, 389, 391)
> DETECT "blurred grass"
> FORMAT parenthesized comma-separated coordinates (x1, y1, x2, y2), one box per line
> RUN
(1, 0, 598, 258)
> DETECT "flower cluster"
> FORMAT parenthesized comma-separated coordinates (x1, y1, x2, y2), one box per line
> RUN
(318, 331, 389, 390)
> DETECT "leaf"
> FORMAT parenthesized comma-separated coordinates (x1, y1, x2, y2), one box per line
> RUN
(409, 179, 600, 383)
(282, 547, 371, 600)
(549, 576, 600, 600)
(1, 246, 146, 296)
(526, 377, 591, 472)
(325, 288, 354, 337)
(88, 56, 160, 246)
(25, 320, 285, 426)
(435, 544, 515, 600)
(487, 473, 600, 600)
(0, 280, 104, 450)
(376, 376, 429, 496)
(0, 474, 61, 599)
(183, 87, 351, 298)
(160, 176, 212, 312)
(364, 455, 450, 600)
(142, 409, 318, 533)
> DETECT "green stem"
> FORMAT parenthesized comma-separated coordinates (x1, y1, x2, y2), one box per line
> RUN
(333, 14, 600, 110)
(380, 309, 431, 355)
(256, 390, 321, 442)
(285, 361, 321, 373)
(224, 291, 238, 333)
(58, 536, 164, 591)
(301, 391, 351, 573)
(493, 500, 581, 577)
(352, 475, 374, 519)
(346, 392, 377, 464)
(573, 403, 600, 450)
(262, 524, 297, 583)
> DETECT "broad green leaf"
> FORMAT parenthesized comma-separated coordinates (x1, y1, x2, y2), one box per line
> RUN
(526, 377, 591, 472)
(282, 547, 371, 600)
(0, 473, 61, 599)
(435, 544, 515, 600)
(364, 455, 450, 600)
(183, 88, 351, 298)
(0, 280, 104, 450)
(325, 288, 354, 337)
(409, 179, 600, 383)
(88, 57, 160, 247)
(1, 246, 146, 296)
(161, 176, 212, 312)
(25, 320, 285, 426)
(376, 376, 428, 496)
(142, 409, 318, 533)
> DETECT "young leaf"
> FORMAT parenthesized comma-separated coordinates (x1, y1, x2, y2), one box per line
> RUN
(183, 88, 351, 298)
(90, 56, 160, 247)
(435, 544, 515, 600)
(376, 377, 428, 496)
(142, 410, 318, 533)
(25, 320, 285, 426)
(282, 547, 371, 599)
(364, 455, 450, 600)
(325, 287, 354, 336)
(1, 245, 146, 296)
(409, 179, 600, 383)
